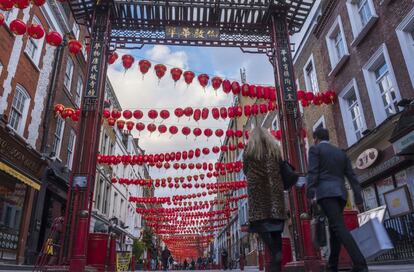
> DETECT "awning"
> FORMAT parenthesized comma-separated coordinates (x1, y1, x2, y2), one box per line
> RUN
(0, 161, 41, 190)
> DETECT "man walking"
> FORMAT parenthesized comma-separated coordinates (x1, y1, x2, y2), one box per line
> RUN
(306, 128, 367, 272)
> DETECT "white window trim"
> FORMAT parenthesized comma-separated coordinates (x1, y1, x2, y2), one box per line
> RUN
(4, 9, 19, 25)
(325, 16, 350, 77)
(271, 115, 279, 130)
(338, 79, 367, 146)
(303, 54, 319, 94)
(312, 115, 326, 132)
(75, 76, 83, 107)
(72, 23, 80, 40)
(52, 116, 65, 159)
(346, 0, 379, 47)
(396, 6, 414, 89)
(362, 43, 402, 125)
(8, 85, 30, 137)
(67, 129, 76, 170)
(24, 17, 45, 68)
(64, 58, 74, 92)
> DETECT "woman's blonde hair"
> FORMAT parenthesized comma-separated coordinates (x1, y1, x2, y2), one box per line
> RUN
(245, 126, 281, 160)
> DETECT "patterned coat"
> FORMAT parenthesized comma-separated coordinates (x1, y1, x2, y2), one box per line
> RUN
(243, 153, 286, 223)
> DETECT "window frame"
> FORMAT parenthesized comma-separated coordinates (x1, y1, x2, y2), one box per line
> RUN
(396, 6, 414, 89)
(72, 22, 80, 40)
(4, 9, 19, 25)
(24, 17, 45, 67)
(8, 85, 30, 137)
(67, 129, 76, 169)
(303, 54, 319, 94)
(362, 44, 402, 125)
(0, 61, 3, 76)
(51, 116, 65, 159)
(338, 79, 367, 146)
(75, 75, 83, 107)
(346, 0, 378, 47)
(325, 16, 350, 76)
(312, 115, 326, 132)
(64, 58, 74, 92)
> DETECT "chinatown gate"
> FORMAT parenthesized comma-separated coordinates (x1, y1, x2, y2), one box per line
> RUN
(60, 0, 318, 271)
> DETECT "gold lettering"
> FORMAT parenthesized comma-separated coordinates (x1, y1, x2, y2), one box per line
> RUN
(181, 27, 191, 38)
(194, 28, 205, 39)
(166, 27, 177, 38)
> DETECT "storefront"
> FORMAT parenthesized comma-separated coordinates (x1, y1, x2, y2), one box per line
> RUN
(347, 112, 414, 262)
(0, 123, 46, 264)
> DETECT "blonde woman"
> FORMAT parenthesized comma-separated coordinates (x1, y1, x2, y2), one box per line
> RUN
(243, 127, 285, 272)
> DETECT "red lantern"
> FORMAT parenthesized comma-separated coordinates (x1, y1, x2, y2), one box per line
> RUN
(0, 0, 14, 10)
(184, 107, 193, 118)
(45, 31, 62, 46)
(107, 118, 116, 126)
(148, 109, 158, 120)
(241, 84, 250, 97)
(126, 121, 134, 131)
(154, 64, 167, 80)
(244, 105, 251, 117)
(9, 19, 27, 35)
(222, 80, 231, 94)
(111, 109, 121, 119)
(235, 130, 243, 138)
(136, 122, 145, 132)
(108, 52, 118, 65)
(133, 110, 143, 119)
(201, 108, 209, 120)
(301, 99, 309, 107)
(193, 128, 202, 137)
(174, 108, 184, 118)
(160, 110, 170, 120)
(197, 74, 209, 88)
(54, 104, 65, 114)
(269, 87, 277, 101)
(147, 123, 157, 133)
(117, 120, 125, 130)
(182, 127, 191, 137)
(138, 59, 151, 76)
(305, 91, 314, 101)
(202, 148, 210, 155)
(68, 40, 82, 55)
(103, 109, 110, 119)
(183, 71, 195, 85)
(212, 108, 220, 120)
(14, 0, 29, 9)
(220, 107, 227, 119)
(170, 68, 183, 83)
(193, 109, 201, 122)
(226, 129, 234, 137)
(252, 104, 259, 115)
(122, 55, 135, 70)
(259, 103, 268, 114)
(215, 129, 224, 137)
(0, 13, 4, 25)
(204, 128, 213, 138)
(32, 0, 46, 6)
(211, 76, 222, 93)
(122, 110, 132, 119)
(158, 124, 167, 134)
(231, 81, 240, 95)
(297, 90, 306, 100)
(169, 126, 178, 135)
(212, 146, 220, 154)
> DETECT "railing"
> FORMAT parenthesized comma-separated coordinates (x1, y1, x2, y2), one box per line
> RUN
(375, 212, 414, 262)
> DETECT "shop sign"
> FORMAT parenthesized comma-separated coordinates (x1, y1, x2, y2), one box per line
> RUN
(393, 129, 414, 154)
(116, 251, 132, 271)
(358, 156, 402, 183)
(165, 26, 220, 41)
(356, 148, 379, 170)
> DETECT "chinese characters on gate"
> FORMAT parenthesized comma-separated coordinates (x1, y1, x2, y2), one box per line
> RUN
(165, 26, 220, 40)
(86, 42, 103, 98)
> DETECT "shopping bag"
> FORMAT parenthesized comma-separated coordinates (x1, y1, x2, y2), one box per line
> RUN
(351, 218, 394, 261)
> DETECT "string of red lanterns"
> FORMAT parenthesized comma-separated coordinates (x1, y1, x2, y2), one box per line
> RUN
(297, 90, 337, 107)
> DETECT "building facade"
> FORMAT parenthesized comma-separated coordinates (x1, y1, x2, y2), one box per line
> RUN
(294, 0, 414, 262)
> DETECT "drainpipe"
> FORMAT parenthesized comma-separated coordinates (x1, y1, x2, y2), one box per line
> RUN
(40, 37, 66, 153)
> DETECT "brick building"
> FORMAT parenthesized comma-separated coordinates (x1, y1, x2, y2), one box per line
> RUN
(294, 0, 414, 262)
(0, 1, 88, 264)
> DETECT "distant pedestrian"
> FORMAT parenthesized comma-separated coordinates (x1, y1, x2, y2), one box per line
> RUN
(191, 259, 195, 270)
(197, 256, 203, 269)
(221, 248, 228, 270)
(306, 128, 367, 272)
(161, 246, 171, 271)
(243, 127, 286, 272)
(184, 259, 188, 270)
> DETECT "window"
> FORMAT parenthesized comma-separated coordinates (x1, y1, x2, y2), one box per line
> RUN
(271, 115, 279, 130)
(4, 9, 18, 25)
(51, 116, 65, 158)
(346, 0, 378, 46)
(396, 7, 414, 88)
(64, 58, 74, 91)
(72, 23, 80, 40)
(0, 61, 3, 76)
(25, 17, 44, 66)
(339, 79, 366, 146)
(325, 16, 349, 75)
(362, 44, 401, 125)
(9, 85, 30, 136)
(312, 116, 326, 132)
(303, 55, 319, 93)
(67, 129, 76, 169)
(75, 76, 83, 107)
(95, 179, 103, 210)
(113, 192, 118, 216)
(103, 184, 110, 215)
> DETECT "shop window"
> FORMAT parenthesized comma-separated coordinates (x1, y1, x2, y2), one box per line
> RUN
(346, 0, 378, 46)
(51, 116, 65, 159)
(362, 185, 378, 210)
(66, 129, 76, 170)
(325, 16, 350, 75)
(339, 79, 366, 146)
(362, 44, 402, 125)
(64, 58, 74, 92)
(8, 85, 30, 137)
(0, 179, 27, 255)
(395, 166, 414, 205)
(303, 54, 319, 93)
(396, 6, 414, 89)
(25, 17, 45, 67)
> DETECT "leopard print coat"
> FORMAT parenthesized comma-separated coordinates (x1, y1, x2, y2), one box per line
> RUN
(243, 153, 286, 223)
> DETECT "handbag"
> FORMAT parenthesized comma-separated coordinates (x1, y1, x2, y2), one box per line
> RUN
(310, 203, 327, 248)
(280, 160, 299, 190)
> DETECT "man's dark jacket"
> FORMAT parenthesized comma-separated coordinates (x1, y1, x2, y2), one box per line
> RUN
(307, 142, 363, 204)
